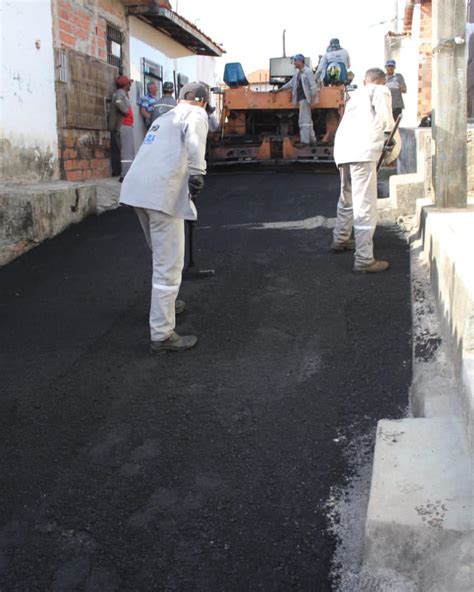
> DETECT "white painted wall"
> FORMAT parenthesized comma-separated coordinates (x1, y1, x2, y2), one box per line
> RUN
(0, 0, 58, 180)
(129, 16, 221, 149)
(385, 4, 422, 127)
(385, 4, 421, 127)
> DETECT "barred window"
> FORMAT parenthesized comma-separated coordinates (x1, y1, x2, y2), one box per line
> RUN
(106, 23, 122, 70)
(142, 58, 163, 93)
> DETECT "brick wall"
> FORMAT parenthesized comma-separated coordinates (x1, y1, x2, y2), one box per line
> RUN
(53, 0, 125, 60)
(417, 0, 432, 119)
(51, 0, 127, 181)
(60, 129, 111, 181)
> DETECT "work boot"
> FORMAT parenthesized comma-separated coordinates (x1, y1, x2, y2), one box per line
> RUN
(331, 239, 356, 252)
(353, 260, 390, 273)
(175, 299, 186, 315)
(150, 331, 197, 354)
(294, 142, 309, 149)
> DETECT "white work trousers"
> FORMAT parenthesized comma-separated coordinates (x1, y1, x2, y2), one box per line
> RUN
(120, 124, 135, 177)
(135, 208, 185, 342)
(298, 100, 316, 145)
(333, 162, 378, 266)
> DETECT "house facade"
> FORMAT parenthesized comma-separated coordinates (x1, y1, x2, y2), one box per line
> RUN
(126, 6, 222, 149)
(386, 0, 473, 124)
(247, 69, 272, 92)
(1, 0, 224, 184)
(384, 0, 433, 126)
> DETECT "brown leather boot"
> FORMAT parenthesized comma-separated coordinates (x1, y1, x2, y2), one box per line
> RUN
(353, 260, 390, 273)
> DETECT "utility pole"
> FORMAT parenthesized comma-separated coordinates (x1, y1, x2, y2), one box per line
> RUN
(432, 0, 467, 208)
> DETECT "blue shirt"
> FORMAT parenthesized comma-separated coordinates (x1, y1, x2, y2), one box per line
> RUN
(138, 93, 159, 114)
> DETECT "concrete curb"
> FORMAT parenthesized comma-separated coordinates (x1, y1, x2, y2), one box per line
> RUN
(414, 200, 474, 453)
(0, 178, 121, 266)
(364, 418, 473, 584)
(363, 198, 474, 589)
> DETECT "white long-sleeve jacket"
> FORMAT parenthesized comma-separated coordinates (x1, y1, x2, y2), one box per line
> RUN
(316, 48, 351, 80)
(334, 83, 400, 165)
(119, 102, 208, 220)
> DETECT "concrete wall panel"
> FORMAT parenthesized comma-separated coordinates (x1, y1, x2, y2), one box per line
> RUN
(0, 0, 59, 182)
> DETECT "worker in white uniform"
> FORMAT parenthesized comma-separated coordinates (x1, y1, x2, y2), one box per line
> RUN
(332, 67, 401, 273)
(119, 82, 209, 352)
(272, 54, 317, 148)
(315, 38, 351, 85)
(207, 105, 219, 132)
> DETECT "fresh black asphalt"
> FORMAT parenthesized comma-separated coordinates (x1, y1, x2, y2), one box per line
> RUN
(0, 172, 412, 591)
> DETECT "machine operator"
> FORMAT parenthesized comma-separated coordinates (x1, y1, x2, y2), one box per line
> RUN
(271, 53, 317, 148)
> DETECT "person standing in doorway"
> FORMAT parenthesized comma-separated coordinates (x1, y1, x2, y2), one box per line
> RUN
(139, 81, 159, 128)
(385, 59, 407, 121)
(119, 82, 209, 353)
(109, 75, 135, 182)
(272, 54, 317, 148)
(332, 68, 400, 273)
(150, 81, 177, 123)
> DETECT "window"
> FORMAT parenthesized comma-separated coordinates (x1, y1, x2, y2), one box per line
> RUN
(106, 23, 122, 70)
(142, 58, 163, 93)
(177, 73, 189, 94)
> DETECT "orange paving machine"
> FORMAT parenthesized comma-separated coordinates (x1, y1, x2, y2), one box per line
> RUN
(208, 58, 346, 166)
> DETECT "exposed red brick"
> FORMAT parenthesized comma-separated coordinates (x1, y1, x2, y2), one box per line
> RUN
(58, 7, 70, 21)
(64, 160, 77, 171)
(59, 18, 73, 33)
(66, 170, 83, 181)
(74, 26, 90, 41)
(59, 31, 76, 47)
(63, 135, 75, 148)
(70, 14, 89, 30)
(63, 148, 77, 159)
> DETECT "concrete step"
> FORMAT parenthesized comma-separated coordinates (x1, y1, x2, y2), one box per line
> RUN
(0, 181, 97, 265)
(364, 417, 473, 587)
(413, 204, 474, 456)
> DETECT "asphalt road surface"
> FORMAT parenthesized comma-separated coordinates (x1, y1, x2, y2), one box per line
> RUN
(0, 172, 412, 591)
